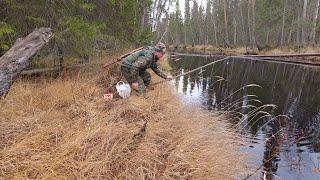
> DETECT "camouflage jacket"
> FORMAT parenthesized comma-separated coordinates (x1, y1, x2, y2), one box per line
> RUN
(121, 46, 167, 82)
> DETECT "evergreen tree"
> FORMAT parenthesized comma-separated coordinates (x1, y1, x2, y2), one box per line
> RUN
(0, 0, 155, 58)
(166, 0, 320, 48)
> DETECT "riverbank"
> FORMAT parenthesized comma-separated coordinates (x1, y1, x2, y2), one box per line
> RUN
(0, 57, 249, 179)
(169, 45, 320, 64)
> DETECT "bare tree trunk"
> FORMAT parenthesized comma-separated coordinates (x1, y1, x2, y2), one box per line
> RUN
(310, 0, 320, 44)
(0, 28, 53, 97)
(287, 19, 295, 44)
(281, 0, 287, 46)
(57, 46, 64, 74)
(233, 17, 237, 45)
(140, 2, 148, 32)
(152, 0, 169, 39)
(301, 0, 308, 46)
(205, 24, 209, 45)
(240, 2, 247, 46)
(184, 26, 187, 44)
(223, 0, 229, 45)
(152, 0, 159, 31)
(247, 0, 252, 47)
(251, 0, 256, 48)
(212, 0, 218, 46)
(213, 20, 218, 46)
(296, 0, 302, 46)
(266, 30, 270, 45)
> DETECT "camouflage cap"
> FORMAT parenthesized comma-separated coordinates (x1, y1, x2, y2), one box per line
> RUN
(155, 42, 166, 53)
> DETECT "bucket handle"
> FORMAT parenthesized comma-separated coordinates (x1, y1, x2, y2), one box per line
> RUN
(117, 81, 125, 86)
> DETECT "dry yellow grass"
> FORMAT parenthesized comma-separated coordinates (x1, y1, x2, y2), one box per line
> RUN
(157, 55, 172, 72)
(0, 64, 250, 179)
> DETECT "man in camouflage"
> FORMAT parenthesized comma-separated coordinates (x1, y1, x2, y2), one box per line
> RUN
(121, 43, 172, 95)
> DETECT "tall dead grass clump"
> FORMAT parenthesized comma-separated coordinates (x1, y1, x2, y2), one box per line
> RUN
(0, 66, 249, 179)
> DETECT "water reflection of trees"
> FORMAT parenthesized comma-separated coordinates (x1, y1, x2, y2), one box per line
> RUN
(170, 56, 320, 177)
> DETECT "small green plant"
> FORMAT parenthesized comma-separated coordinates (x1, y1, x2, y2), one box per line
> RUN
(0, 22, 15, 55)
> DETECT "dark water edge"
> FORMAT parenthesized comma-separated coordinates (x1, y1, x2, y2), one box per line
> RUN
(169, 55, 320, 179)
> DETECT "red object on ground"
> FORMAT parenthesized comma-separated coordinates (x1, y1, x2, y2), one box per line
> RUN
(104, 93, 113, 100)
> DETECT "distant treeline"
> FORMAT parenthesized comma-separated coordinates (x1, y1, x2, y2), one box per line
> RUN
(163, 0, 320, 49)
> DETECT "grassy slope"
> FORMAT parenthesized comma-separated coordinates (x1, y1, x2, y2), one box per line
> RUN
(0, 58, 249, 179)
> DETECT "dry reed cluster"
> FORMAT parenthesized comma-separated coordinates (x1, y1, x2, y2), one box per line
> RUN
(0, 65, 249, 179)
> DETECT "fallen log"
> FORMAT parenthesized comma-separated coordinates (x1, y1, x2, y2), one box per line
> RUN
(0, 28, 53, 97)
(171, 53, 320, 66)
(172, 52, 320, 58)
(242, 53, 320, 58)
(238, 56, 320, 67)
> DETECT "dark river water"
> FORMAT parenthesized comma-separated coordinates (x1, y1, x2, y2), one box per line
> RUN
(169, 54, 320, 179)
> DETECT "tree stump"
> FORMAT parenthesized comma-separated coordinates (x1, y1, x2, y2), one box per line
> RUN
(0, 27, 53, 97)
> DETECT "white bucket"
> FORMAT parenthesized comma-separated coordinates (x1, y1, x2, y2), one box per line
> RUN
(116, 81, 131, 98)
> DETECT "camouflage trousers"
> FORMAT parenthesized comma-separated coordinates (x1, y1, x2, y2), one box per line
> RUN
(121, 66, 151, 94)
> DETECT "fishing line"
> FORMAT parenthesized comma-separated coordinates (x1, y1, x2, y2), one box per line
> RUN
(150, 56, 231, 86)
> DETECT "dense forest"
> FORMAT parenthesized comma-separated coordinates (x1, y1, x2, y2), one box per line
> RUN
(165, 0, 320, 49)
(0, 0, 175, 58)
(2, 0, 320, 58)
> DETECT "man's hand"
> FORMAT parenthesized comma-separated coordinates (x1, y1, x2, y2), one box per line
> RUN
(131, 82, 139, 90)
(166, 75, 173, 80)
